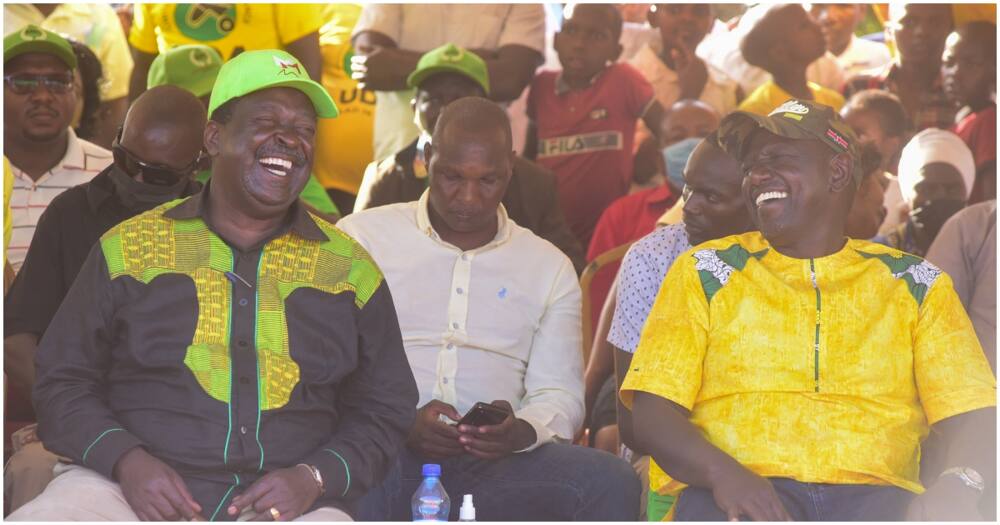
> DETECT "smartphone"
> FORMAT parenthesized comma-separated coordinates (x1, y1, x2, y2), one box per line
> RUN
(457, 402, 511, 427)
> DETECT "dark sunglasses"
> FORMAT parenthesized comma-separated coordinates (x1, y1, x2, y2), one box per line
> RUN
(3, 74, 74, 95)
(112, 129, 203, 186)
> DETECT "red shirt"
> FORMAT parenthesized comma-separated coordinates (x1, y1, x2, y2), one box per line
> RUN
(952, 104, 996, 204)
(584, 184, 675, 336)
(528, 63, 655, 247)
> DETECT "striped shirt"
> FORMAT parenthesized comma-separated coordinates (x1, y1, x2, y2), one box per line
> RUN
(9, 129, 111, 272)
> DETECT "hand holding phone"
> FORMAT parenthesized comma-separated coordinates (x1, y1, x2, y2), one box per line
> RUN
(458, 402, 511, 428)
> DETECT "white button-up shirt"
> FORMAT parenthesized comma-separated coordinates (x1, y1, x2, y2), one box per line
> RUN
(337, 191, 584, 449)
(8, 129, 111, 272)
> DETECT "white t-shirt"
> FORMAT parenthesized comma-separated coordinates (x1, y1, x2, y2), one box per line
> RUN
(835, 35, 892, 77)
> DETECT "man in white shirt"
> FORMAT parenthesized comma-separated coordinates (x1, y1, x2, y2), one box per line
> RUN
(4, 25, 112, 273)
(810, 4, 892, 77)
(350, 4, 545, 162)
(339, 97, 640, 521)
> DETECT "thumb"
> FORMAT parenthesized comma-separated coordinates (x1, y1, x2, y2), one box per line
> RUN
(170, 474, 202, 513)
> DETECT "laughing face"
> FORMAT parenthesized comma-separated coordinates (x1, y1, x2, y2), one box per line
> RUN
(205, 87, 316, 217)
(741, 130, 840, 247)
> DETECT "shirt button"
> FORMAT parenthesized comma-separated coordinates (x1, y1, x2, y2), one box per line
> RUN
(452, 322, 459, 329)
(240, 425, 247, 435)
(442, 378, 449, 384)
(447, 344, 455, 350)
(239, 298, 248, 307)
(456, 288, 464, 295)
(461, 254, 469, 261)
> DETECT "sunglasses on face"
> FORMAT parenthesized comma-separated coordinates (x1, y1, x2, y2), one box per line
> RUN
(112, 129, 203, 186)
(3, 74, 74, 95)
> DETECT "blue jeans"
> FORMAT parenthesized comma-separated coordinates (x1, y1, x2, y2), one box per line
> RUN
(674, 477, 915, 521)
(359, 443, 641, 521)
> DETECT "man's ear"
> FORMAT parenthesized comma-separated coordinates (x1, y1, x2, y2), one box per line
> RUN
(828, 152, 854, 193)
(423, 141, 434, 168)
(647, 6, 659, 28)
(204, 120, 221, 157)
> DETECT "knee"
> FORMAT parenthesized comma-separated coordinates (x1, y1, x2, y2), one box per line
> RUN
(570, 447, 642, 516)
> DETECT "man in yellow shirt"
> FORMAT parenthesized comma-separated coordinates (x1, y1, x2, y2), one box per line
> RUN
(622, 99, 996, 521)
(128, 4, 323, 100)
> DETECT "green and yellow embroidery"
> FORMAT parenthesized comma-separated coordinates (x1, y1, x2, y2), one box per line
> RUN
(856, 250, 941, 306)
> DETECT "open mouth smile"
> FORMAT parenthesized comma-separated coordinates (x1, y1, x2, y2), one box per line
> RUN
(754, 191, 789, 207)
(258, 156, 294, 177)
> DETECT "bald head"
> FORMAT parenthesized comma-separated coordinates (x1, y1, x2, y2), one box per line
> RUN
(662, 99, 721, 145)
(432, 96, 512, 152)
(121, 85, 207, 171)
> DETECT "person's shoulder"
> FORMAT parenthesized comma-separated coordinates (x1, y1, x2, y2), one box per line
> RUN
(77, 138, 113, 171)
(683, 231, 768, 265)
(531, 69, 559, 88)
(511, 156, 556, 189)
(849, 238, 950, 304)
(337, 201, 418, 236)
(41, 180, 92, 216)
(633, 223, 689, 252)
(605, 62, 647, 84)
(505, 218, 575, 273)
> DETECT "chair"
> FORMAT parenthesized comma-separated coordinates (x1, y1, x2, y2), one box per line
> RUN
(579, 241, 635, 364)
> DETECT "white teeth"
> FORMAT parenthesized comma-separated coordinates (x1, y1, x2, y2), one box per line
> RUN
(259, 157, 293, 170)
(755, 191, 788, 206)
(264, 167, 287, 177)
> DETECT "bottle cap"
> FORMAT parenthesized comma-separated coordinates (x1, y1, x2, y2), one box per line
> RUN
(459, 494, 475, 521)
(421, 463, 441, 477)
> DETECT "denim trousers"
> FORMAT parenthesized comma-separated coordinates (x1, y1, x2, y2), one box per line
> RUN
(674, 477, 915, 521)
(359, 443, 642, 521)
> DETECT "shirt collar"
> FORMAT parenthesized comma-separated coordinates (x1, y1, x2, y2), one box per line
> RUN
(60, 128, 88, 171)
(164, 182, 329, 242)
(554, 68, 606, 96)
(415, 189, 512, 251)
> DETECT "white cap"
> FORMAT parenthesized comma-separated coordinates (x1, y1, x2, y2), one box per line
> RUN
(459, 494, 475, 521)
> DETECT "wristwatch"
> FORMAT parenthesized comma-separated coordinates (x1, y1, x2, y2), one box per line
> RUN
(939, 467, 985, 493)
(297, 463, 325, 494)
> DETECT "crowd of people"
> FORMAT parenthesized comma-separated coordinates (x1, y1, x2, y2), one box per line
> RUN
(2, 2, 996, 522)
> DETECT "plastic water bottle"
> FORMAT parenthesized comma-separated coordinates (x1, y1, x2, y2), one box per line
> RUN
(412, 464, 450, 522)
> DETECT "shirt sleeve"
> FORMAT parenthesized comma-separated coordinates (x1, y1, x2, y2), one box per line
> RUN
(93, 4, 134, 101)
(302, 280, 418, 500)
(925, 211, 975, 308)
(620, 249, 709, 411)
(4, 200, 67, 338)
(515, 257, 585, 450)
(913, 272, 997, 426)
(497, 4, 545, 53)
(619, 63, 656, 119)
(350, 4, 402, 43)
(275, 3, 324, 45)
(33, 243, 145, 480)
(608, 238, 664, 354)
(128, 4, 160, 55)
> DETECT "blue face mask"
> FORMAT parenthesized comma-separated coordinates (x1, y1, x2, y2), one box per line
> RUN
(662, 137, 703, 192)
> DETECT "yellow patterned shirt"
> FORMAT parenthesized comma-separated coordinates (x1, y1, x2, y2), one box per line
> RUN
(622, 232, 996, 494)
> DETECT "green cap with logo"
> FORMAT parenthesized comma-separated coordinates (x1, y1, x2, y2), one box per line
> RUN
(406, 43, 490, 95)
(147, 44, 223, 97)
(718, 99, 862, 187)
(208, 49, 338, 119)
(4, 24, 76, 69)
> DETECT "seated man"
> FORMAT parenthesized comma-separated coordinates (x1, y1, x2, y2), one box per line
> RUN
(9, 50, 418, 521)
(339, 97, 641, 521)
(622, 99, 996, 521)
(3, 85, 205, 513)
(353, 43, 583, 273)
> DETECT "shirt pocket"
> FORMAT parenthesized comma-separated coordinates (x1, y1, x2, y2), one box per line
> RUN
(284, 286, 360, 386)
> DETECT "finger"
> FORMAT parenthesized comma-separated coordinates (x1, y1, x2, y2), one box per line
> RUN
(429, 420, 461, 439)
(460, 433, 507, 454)
(135, 509, 149, 522)
(426, 400, 462, 421)
(160, 485, 197, 520)
(422, 431, 465, 453)
(462, 445, 503, 461)
(169, 474, 203, 515)
(230, 481, 270, 515)
(147, 497, 175, 522)
(489, 400, 514, 412)
(770, 496, 792, 521)
(725, 505, 740, 522)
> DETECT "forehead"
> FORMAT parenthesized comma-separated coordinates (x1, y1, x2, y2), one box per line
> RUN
(563, 4, 617, 32)
(665, 105, 720, 128)
(686, 143, 740, 185)
(916, 162, 964, 184)
(5, 52, 71, 74)
(235, 87, 315, 118)
(418, 72, 482, 97)
(895, 4, 950, 22)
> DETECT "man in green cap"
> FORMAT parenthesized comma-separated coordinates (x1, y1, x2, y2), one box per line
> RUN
(354, 43, 583, 272)
(4, 24, 113, 274)
(145, 43, 341, 221)
(11, 49, 418, 521)
(620, 99, 996, 521)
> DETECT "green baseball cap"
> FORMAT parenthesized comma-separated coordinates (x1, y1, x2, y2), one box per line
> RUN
(147, 45, 223, 98)
(718, 99, 862, 187)
(406, 43, 490, 95)
(4, 24, 76, 69)
(208, 49, 338, 119)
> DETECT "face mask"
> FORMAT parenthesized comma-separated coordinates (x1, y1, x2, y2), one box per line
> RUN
(662, 137, 702, 192)
(109, 164, 192, 212)
(909, 198, 966, 240)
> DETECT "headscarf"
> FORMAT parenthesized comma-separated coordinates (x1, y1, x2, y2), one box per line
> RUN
(896, 128, 975, 204)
